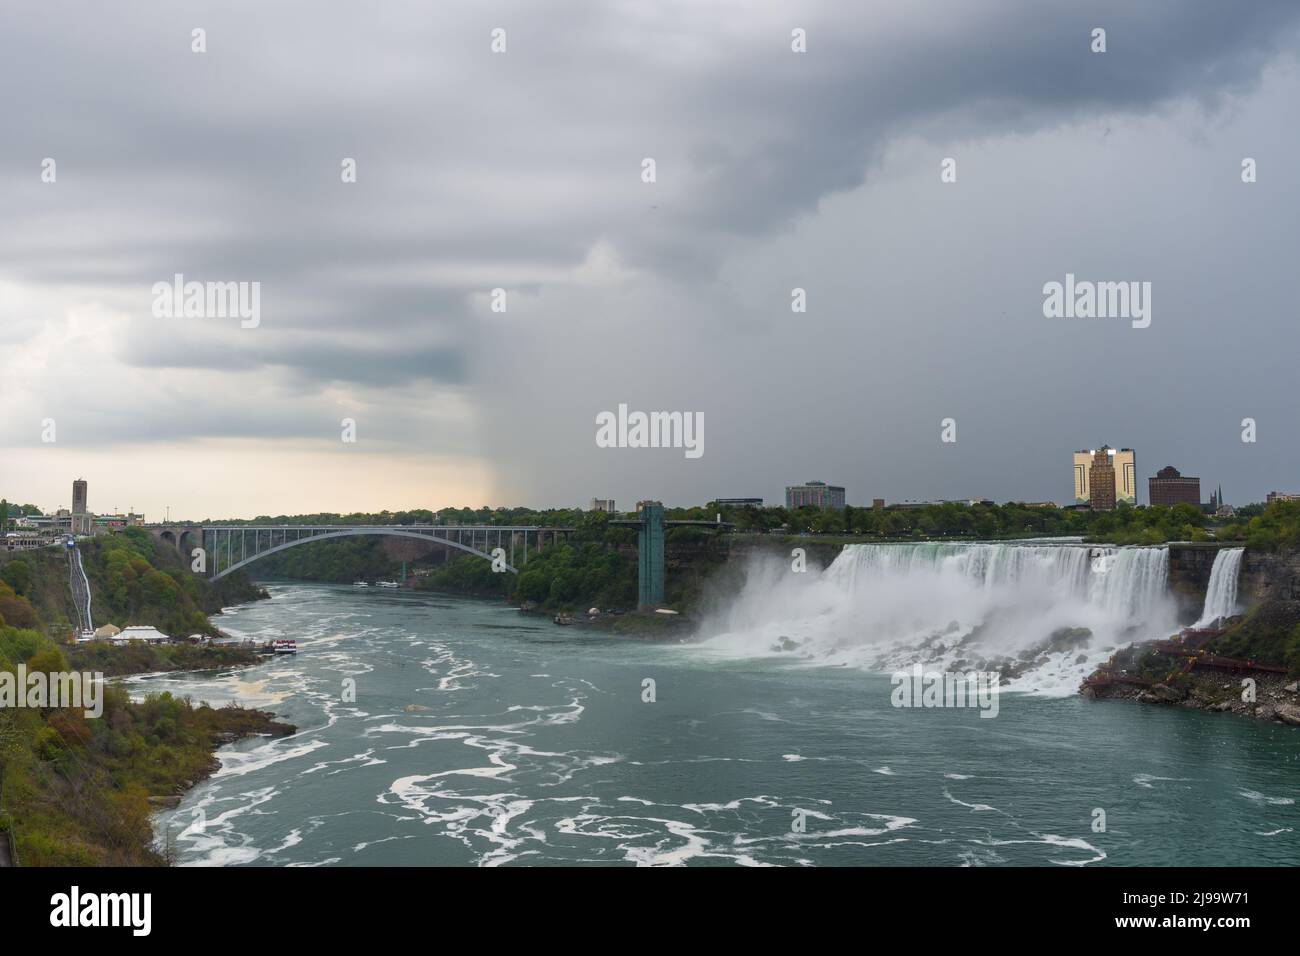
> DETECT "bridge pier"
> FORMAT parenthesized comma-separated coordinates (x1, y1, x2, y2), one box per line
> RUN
(610, 506, 733, 610)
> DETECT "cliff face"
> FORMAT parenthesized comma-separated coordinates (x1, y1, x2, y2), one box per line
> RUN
(723, 537, 843, 570)
(1239, 550, 1300, 603)
(1166, 544, 1217, 620)
(1165, 544, 1217, 586)
(1171, 545, 1300, 597)
(1166, 545, 1300, 619)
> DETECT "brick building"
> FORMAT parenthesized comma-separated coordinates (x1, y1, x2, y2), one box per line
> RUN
(1148, 466, 1201, 507)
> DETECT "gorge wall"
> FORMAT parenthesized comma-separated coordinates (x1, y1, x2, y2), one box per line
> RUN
(1167, 543, 1300, 608)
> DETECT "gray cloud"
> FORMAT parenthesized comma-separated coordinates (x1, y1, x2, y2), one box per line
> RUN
(2, 0, 1298, 511)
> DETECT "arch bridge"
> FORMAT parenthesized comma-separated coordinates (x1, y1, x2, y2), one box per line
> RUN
(151, 525, 572, 582)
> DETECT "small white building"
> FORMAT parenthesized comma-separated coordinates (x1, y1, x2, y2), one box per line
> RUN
(111, 625, 171, 645)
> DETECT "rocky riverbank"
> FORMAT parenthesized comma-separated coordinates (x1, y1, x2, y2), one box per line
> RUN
(1084, 663, 1300, 726)
(148, 706, 296, 812)
(518, 600, 697, 638)
(1083, 543, 1300, 725)
(1081, 604, 1300, 726)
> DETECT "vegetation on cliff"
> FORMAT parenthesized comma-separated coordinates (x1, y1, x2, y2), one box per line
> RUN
(1, 526, 263, 641)
(419, 514, 641, 611)
(712, 498, 1294, 548)
(67, 641, 261, 678)
(0, 526, 283, 865)
(1214, 500, 1300, 551)
(705, 499, 1211, 543)
(1208, 602, 1300, 676)
(0, 622, 291, 865)
(250, 535, 400, 584)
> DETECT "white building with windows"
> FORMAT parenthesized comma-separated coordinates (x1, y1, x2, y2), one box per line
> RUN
(110, 625, 171, 644)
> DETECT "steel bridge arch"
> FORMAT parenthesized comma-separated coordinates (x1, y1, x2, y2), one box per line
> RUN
(207, 529, 519, 581)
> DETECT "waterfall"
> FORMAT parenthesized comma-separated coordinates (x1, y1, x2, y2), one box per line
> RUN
(1088, 545, 1169, 621)
(698, 540, 1177, 697)
(822, 542, 1168, 622)
(1195, 548, 1244, 627)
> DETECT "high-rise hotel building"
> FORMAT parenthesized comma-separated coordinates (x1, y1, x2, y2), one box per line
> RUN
(1073, 447, 1136, 507)
(1087, 448, 1117, 510)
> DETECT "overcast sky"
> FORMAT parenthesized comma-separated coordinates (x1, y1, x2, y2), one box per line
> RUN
(3, 0, 1298, 520)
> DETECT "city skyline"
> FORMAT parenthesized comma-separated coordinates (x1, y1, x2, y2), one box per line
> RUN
(4, 456, 1290, 524)
(3, 2, 1299, 519)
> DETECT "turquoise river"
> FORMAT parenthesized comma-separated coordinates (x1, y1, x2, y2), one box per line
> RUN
(138, 567, 1300, 867)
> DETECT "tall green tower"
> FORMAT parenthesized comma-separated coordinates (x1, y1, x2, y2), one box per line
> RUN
(637, 502, 666, 608)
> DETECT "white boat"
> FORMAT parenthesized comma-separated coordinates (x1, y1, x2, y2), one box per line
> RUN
(273, 639, 297, 654)
(376, 581, 400, 589)
(352, 581, 370, 588)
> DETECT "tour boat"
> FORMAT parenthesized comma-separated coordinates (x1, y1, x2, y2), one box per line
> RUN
(273, 639, 297, 654)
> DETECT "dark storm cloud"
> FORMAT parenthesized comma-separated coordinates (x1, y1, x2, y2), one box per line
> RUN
(122, 331, 467, 387)
(6, 2, 1294, 289)
(2, 0, 1298, 503)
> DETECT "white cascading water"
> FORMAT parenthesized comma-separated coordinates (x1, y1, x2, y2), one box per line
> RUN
(696, 541, 1176, 697)
(1194, 548, 1244, 627)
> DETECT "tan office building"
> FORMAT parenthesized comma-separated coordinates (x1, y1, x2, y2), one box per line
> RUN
(1074, 447, 1136, 506)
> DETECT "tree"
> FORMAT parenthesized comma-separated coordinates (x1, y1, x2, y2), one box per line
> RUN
(0, 560, 32, 596)
(516, 569, 549, 603)
(0, 594, 38, 630)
